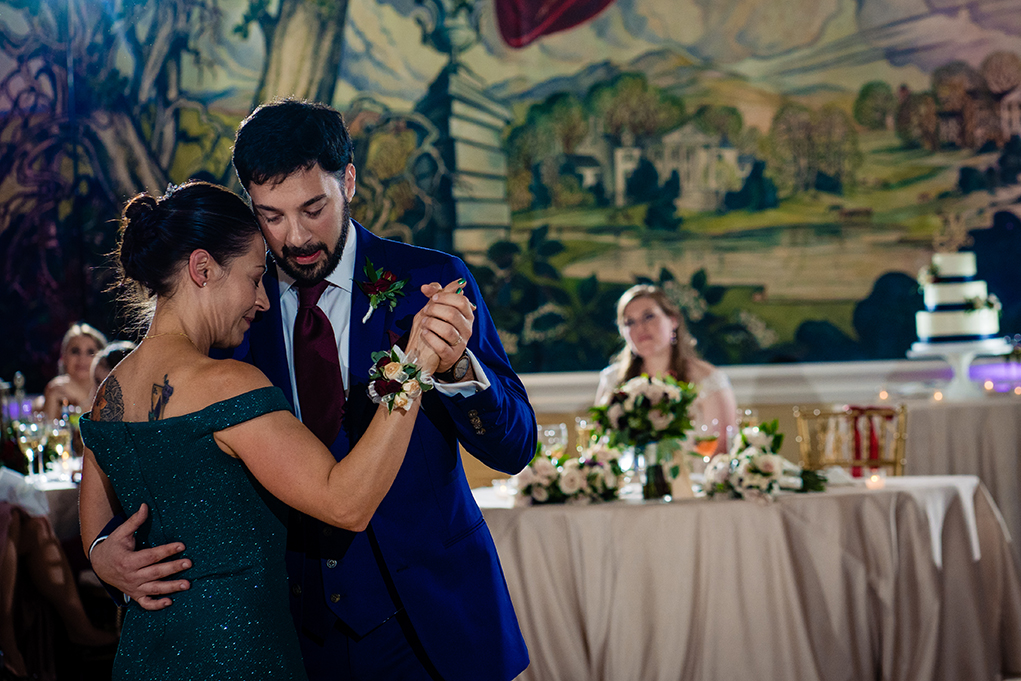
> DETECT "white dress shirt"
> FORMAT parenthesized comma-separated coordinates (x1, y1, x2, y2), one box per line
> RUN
(277, 221, 489, 420)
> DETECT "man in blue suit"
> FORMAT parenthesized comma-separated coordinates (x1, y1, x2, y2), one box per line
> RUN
(91, 99, 533, 680)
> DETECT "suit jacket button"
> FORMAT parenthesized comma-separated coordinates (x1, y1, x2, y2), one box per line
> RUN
(323, 527, 332, 536)
(291, 585, 301, 596)
(330, 593, 341, 603)
(326, 559, 337, 569)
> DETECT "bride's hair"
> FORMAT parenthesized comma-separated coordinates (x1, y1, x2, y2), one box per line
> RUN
(613, 284, 699, 385)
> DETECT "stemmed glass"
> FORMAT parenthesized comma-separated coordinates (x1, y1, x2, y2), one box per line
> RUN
(47, 418, 73, 481)
(537, 423, 568, 458)
(16, 413, 47, 482)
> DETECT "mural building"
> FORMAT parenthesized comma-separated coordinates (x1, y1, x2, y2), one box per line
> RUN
(4, 0, 1021, 386)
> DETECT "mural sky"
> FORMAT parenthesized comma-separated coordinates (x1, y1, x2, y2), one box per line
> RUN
(3, 0, 1021, 386)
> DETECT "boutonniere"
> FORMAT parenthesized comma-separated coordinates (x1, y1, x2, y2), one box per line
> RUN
(357, 257, 408, 323)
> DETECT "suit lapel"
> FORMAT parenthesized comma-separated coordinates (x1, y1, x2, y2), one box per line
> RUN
(349, 223, 394, 384)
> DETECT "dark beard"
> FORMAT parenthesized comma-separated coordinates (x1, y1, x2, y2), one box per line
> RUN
(274, 198, 351, 285)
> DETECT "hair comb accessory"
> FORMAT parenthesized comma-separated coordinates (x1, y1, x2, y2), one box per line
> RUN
(163, 182, 181, 200)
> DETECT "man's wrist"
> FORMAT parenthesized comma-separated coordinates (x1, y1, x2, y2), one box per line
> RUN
(435, 350, 470, 383)
(88, 534, 109, 562)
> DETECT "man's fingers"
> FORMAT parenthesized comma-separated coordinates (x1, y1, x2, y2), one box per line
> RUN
(420, 282, 443, 297)
(114, 503, 149, 536)
(130, 558, 192, 585)
(135, 596, 174, 611)
(127, 543, 187, 569)
(137, 575, 191, 595)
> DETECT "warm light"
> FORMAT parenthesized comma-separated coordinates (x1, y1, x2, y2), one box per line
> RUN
(865, 472, 886, 490)
(878, 390, 889, 400)
(985, 381, 994, 391)
(1015, 387, 1021, 396)
(933, 391, 943, 401)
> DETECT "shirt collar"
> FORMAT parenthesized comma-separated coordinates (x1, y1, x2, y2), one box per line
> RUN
(277, 219, 357, 296)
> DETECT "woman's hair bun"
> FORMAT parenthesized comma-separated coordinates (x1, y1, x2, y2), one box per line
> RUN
(119, 193, 163, 289)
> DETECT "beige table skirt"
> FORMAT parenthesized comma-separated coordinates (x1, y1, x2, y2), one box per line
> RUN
(481, 478, 1021, 681)
(906, 399, 1021, 570)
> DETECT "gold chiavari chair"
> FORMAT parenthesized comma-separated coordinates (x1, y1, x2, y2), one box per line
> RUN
(793, 404, 907, 476)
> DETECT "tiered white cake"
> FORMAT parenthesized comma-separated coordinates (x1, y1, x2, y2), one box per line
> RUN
(915, 252, 1000, 344)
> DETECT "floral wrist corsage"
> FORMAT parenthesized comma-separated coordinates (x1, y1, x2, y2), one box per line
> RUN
(367, 346, 434, 413)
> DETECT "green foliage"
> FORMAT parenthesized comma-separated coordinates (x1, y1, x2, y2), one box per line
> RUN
(853, 81, 896, 130)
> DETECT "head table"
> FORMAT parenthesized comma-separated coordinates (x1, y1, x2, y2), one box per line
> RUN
(476, 476, 1021, 681)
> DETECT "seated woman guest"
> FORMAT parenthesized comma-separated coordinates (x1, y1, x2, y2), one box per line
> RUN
(595, 284, 737, 453)
(41, 323, 107, 420)
(89, 341, 137, 399)
(79, 181, 447, 680)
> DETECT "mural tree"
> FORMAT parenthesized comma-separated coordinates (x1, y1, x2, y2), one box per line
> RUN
(237, 0, 349, 105)
(853, 81, 896, 130)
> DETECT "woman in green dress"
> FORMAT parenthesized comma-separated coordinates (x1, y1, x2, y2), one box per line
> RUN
(78, 182, 447, 680)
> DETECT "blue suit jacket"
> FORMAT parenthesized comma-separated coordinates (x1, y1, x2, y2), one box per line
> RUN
(234, 222, 533, 680)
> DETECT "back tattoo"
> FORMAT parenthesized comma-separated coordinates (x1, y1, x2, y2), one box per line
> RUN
(149, 374, 174, 421)
(95, 376, 125, 422)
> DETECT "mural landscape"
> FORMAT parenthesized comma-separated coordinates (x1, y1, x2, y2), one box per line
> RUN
(4, 0, 1021, 386)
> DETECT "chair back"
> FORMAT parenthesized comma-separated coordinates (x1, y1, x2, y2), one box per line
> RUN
(793, 405, 906, 476)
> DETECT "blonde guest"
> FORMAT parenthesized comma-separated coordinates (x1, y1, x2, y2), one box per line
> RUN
(595, 284, 737, 453)
(41, 323, 107, 419)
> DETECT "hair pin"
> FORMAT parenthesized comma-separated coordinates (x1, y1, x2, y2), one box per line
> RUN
(163, 182, 181, 199)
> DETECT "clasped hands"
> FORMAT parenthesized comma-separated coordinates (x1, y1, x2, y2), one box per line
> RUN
(405, 278, 476, 382)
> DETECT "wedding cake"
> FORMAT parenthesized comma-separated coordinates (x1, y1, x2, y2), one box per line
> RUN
(915, 251, 1001, 345)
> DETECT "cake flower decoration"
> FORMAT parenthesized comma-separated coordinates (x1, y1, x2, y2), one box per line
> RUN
(357, 257, 408, 323)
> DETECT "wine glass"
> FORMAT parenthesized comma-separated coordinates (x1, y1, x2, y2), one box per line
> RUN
(47, 418, 73, 481)
(16, 414, 47, 482)
(537, 423, 568, 459)
(574, 416, 595, 455)
(693, 419, 721, 458)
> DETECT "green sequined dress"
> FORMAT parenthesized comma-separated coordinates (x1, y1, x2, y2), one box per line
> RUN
(80, 387, 308, 681)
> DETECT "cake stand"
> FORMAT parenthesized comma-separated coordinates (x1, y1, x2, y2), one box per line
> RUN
(907, 338, 1012, 400)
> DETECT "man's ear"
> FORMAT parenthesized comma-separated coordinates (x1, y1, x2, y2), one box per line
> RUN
(344, 163, 356, 200)
(188, 250, 214, 288)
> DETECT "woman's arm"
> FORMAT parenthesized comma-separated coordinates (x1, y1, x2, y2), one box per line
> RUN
(216, 400, 422, 532)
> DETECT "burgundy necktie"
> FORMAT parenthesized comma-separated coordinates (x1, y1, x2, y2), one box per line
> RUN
(293, 281, 345, 445)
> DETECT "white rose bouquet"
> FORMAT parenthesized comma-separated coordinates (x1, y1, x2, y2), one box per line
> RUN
(589, 374, 697, 449)
(703, 419, 826, 500)
(514, 441, 624, 506)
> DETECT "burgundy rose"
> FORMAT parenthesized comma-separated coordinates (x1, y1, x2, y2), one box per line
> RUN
(373, 379, 403, 396)
(376, 356, 391, 370)
(360, 271, 398, 296)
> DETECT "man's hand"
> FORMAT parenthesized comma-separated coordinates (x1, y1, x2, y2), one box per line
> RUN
(407, 278, 476, 379)
(90, 504, 191, 610)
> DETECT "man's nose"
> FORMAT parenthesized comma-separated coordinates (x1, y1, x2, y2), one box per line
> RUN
(284, 215, 312, 246)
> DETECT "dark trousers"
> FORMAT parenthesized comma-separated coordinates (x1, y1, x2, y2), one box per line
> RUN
(300, 609, 444, 681)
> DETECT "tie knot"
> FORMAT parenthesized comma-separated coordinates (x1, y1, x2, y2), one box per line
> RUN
(297, 280, 330, 308)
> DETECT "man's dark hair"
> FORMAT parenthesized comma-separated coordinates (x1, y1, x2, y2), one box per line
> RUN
(233, 99, 354, 189)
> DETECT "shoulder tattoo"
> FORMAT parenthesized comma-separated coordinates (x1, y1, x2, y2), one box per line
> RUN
(96, 376, 125, 422)
(148, 374, 174, 421)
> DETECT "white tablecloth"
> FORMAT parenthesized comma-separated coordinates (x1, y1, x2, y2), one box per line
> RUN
(478, 477, 1021, 681)
(906, 399, 1021, 568)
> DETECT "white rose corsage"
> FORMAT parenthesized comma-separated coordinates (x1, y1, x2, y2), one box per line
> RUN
(367, 345, 434, 413)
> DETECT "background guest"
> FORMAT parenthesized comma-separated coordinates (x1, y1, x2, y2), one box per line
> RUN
(40, 323, 108, 420)
(595, 284, 737, 453)
(89, 341, 137, 401)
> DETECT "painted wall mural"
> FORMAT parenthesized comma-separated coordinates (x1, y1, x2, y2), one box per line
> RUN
(4, 0, 1021, 388)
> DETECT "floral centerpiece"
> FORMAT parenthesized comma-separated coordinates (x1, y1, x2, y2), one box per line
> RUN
(589, 374, 697, 498)
(589, 375, 697, 448)
(703, 420, 826, 501)
(514, 442, 624, 506)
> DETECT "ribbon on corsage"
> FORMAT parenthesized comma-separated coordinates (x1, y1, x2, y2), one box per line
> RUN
(357, 257, 408, 323)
